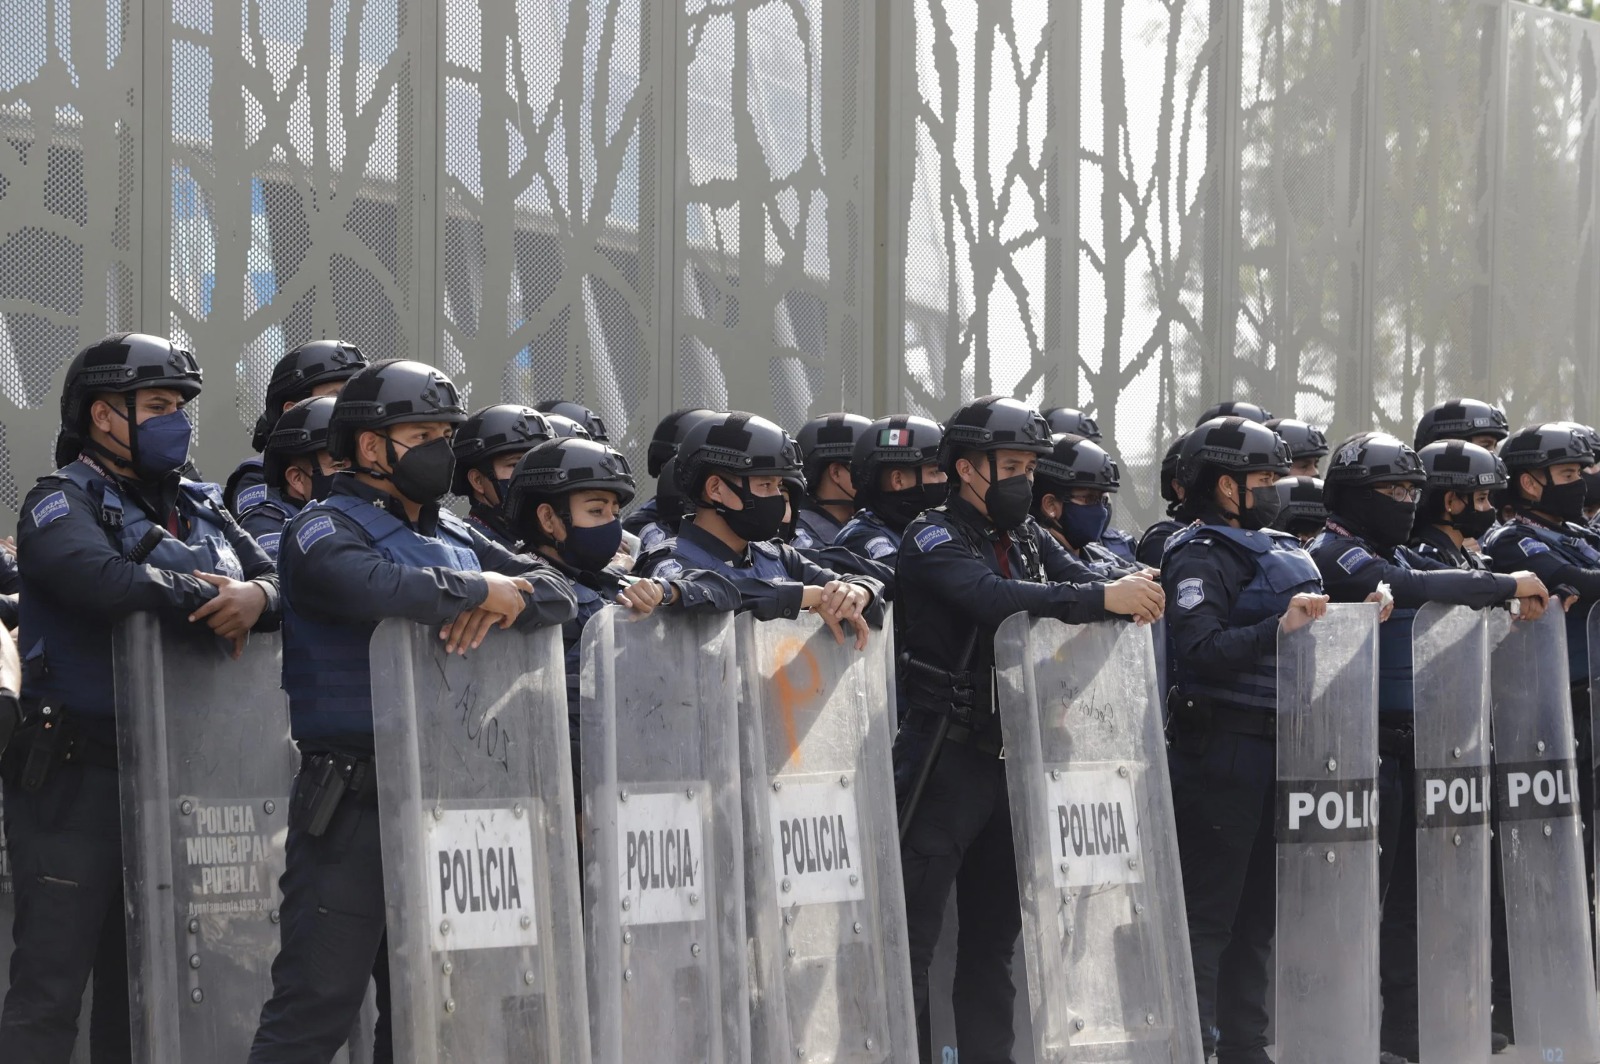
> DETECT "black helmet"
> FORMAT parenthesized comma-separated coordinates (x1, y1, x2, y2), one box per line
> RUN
(1555, 421, 1600, 461)
(1041, 406, 1102, 440)
(1196, 400, 1274, 426)
(675, 412, 804, 499)
(1499, 423, 1597, 474)
(850, 415, 942, 506)
(1264, 417, 1329, 461)
(262, 397, 337, 491)
(57, 333, 204, 466)
(796, 413, 873, 491)
(1413, 398, 1509, 450)
(544, 413, 593, 440)
(1324, 432, 1426, 488)
(1177, 417, 1292, 490)
(251, 341, 368, 451)
(1034, 433, 1120, 499)
(939, 396, 1052, 474)
(1158, 431, 1190, 508)
(1417, 440, 1507, 496)
(450, 405, 553, 495)
(1271, 476, 1328, 534)
(504, 437, 637, 538)
(327, 359, 466, 462)
(646, 408, 717, 477)
(534, 399, 610, 442)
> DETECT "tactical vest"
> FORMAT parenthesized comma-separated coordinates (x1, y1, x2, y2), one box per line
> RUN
(1101, 526, 1138, 565)
(21, 461, 244, 718)
(239, 489, 299, 560)
(1484, 517, 1600, 682)
(1165, 523, 1322, 713)
(466, 504, 516, 550)
(282, 494, 481, 740)
(792, 505, 844, 551)
(1137, 519, 1183, 568)
(673, 531, 791, 582)
(1376, 548, 1419, 716)
(561, 581, 608, 724)
(836, 509, 899, 561)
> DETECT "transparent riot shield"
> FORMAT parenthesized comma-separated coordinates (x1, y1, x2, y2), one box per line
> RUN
(1490, 606, 1600, 1060)
(580, 609, 748, 1064)
(370, 619, 588, 1064)
(738, 611, 917, 1064)
(994, 613, 1204, 1064)
(1275, 602, 1380, 1063)
(1410, 603, 1491, 1063)
(112, 614, 295, 1063)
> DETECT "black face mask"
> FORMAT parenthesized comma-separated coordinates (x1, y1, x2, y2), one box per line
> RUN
(308, 466, 338, 502)
(1450, 498, 1497, 540)
(875, 478, 948, 531)
(714, 477, 788, 543)
(1234, 479, 1281, 532)
(1534, 474, 1588, 525)
(1581, 469, 1600, 508)
(976, 458, 1033, 532)
(384, 435, 456, 505)
(1344, 486, 1417, 548)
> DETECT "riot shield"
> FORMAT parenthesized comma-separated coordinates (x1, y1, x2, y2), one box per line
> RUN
(1410, 603, 1491, 1063)
(580, 609, 748, 1063)
(993, 613, 1204, 1063)
(1490, 606, 1600, 1060)
(738, 611, 917, 1063)
(370, 620, 589, 1063)
(1275, 602, 1380, 1063)
(112, 613, 296, 1063)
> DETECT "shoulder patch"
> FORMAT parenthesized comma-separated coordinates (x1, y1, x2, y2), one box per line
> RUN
(1176, 577, 1205, 610)
(1519, 537, 1550, 557)
(29, 491, 69, 527)
(752, 540, 782, 558)
(1337, 546, 1374, 574)
(913, 524, 953, 552)
(865, 535, 897, 559)
(654, 558, 685, 579)
(256, 532, 281, 554)
(294, 514, 337, 553)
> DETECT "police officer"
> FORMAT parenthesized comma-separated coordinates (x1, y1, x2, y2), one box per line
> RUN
(238, 396, 340, 560)
(1031, 433, 1143, 576)
(249, 360, 575, 1063)
(535, 398, 610, 441)
(1409, 441, 1505, 568)
(1413, 397, 1510, 452)
(894, 396, 1163, 1062)
(833, 415, 946, 578)
(1137, 431, 1191, 566)
(1196, 400, 1273, 425)
(226, 340, 368, 515)
(1270, 475, 1327, 546)
(625, 408, 717, 540)
(791, 412, 872, 549)
(450, 404, 554, 549)
(1264, 417, 1329, 477)
(2, 333, 281, 1063)
(1041, 405, 1101, 439)
(1309, 433, 1546, 1063)
(1161, 416, 1325, 1064)
(643, 412, 883, 642)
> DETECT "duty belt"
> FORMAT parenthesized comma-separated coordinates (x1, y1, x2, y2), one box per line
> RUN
(1167, 691, 1275, 740)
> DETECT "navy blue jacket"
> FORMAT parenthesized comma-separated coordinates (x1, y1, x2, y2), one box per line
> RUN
(1483, 512, 1600, 682)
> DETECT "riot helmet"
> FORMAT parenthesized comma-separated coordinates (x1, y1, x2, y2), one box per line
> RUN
(56, 332, 204, 470)
(795, 413, 872, 505)
(1041, 406, 1102, 440)
(450, 404, 554, 497)
(851, 415, 946, 531)
(505, 437, 636, 570)
(535, 399, 610, 442)
(250, 340, 368, 451)
(263, 396, 338, 502)
(1413, 398, 1509, 451)
(1177, 416, 1291, 530)
(1195, 400, 1274, 426)
(1033, 433, 1120, 547)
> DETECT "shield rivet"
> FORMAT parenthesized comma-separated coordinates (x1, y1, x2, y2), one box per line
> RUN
(1453, 834, 1463, 847)
(1537, 740, 1547, 753)
(686, 788, 696, 799)
(1325, 851, 1337, 864)
(1134, 903, 1145, 915)
(788, 948, 797, 959)
(444, 999, 455, 1013)
(691, 943, 702, 956)
(619, 790, 629, 803)
(513, 804, 524, 818)
(1051, 769, 1061, 780)
(689, 892, 700, 905)
(188, 954, 201, 969)
(622, 898, 632, 911)
(623, 931, 633, 945)
(623, 969, 633, 982)
(849, 874, 859, 886)
(442, 961, 453, 975)
(773, 781, 783, 792)
(523, 970, 535, 985)
(795, 1048, 806, 1059)
(440, 920, 451, 935)
(1074, 1018, 1086, 1031)
(1127, 858, 1138, 870)
(1060, 861, 1070, 874)
(865, 1038, 874, 1050)
(180, 799, 194, 815)
(190, 988, 203, 1004)
(520, 915, 532, 929)
(188, 918, 200, 934)
(432, 806, 443, 821)
(839, 775, 850, 788)
(269, 910, 280, 924)
(781, 878, 792, 893)
(1118, 765, 1130, 779)
(1544, 824, 1554, 837)
(1325, 758, 1337, 773)
(1452, 747, 1462, 759)
(263, 800, 275, 815)
(852, 922, 863, 935)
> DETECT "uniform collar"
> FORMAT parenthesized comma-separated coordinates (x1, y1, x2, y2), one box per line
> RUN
(946, 495, 1002, 540)
(680, 518, 753, 567)
(332, 475, 439, 534)
(1410, 523, 1464, 561)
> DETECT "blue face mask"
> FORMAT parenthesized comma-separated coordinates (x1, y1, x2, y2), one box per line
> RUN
(116, 404, 192, 478)
(1060, 499, 1111, 548)
(558, 517, 624, 573)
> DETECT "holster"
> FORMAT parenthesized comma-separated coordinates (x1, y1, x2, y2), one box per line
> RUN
(292, 751, 378, 837)
(1165, 690, 1213, 756)
(899, 652, 978, 728)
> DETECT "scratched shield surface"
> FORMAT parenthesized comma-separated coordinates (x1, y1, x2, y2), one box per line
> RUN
(112, 613, 295, 1064)
(579, 609, 749, 1064)
(1274, 603, 1380, 1064)
(368, 619, 588, 1063)
(993, 614, 1203, 1063)
(737, 612, 916, 1064)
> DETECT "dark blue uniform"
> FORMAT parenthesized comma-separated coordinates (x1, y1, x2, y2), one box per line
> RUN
(237, 484, 300, 561)
(1069, 536, 1141, 577)
(621, 496, 659, 538)
(1137, 518, 1183, 568)
(1483, 515, 1600, 683)
(464, 501, 516, 551)
(1408, 522, 1490, 570)
(3, 456, 280, 1062)
(249, 477, 574, 1064)
(225, 455, 267, 518)
(790, 502, 846, 551)
(894, 497, 1110, 1061)
(1101, 525, 1139, 566)
(1162, 519, 1321, 1063)
(1310, 519, 1515, 1056)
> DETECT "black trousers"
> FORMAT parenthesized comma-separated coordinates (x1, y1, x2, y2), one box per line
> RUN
(1168, 731, 1275, 1064)
(0, 763, 130, 1064)
(1377, 749, 1420, 1053)
(895, 716, 1021, 1064)
(249, 781, 391, 1064)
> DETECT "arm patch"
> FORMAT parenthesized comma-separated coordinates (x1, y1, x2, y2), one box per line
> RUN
(912, 525, 952, 552)
(1519, 537, 1550, 557)
(1337, 546, 1374, 574)
(653, 558, 686, 579)
(236, 483, 269, 511)
(1176, 577, 1205, 609)
(29, 491, 69, 527)
(865, 536, 897, 559)
(294, 514, 337, 553)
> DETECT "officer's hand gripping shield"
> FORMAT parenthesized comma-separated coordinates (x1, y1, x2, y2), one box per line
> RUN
(369, 620, 589, 1064)
(114, 614, 296, 1063)
(1275, 602, 1380, 1064)
(1492, 605, 1599, 1061)
(579, 609, 749, 1063)
(738, 610, 917, 1063)
(994, 613, 1204, 1064)
(1411, 603, 1492, 1064)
